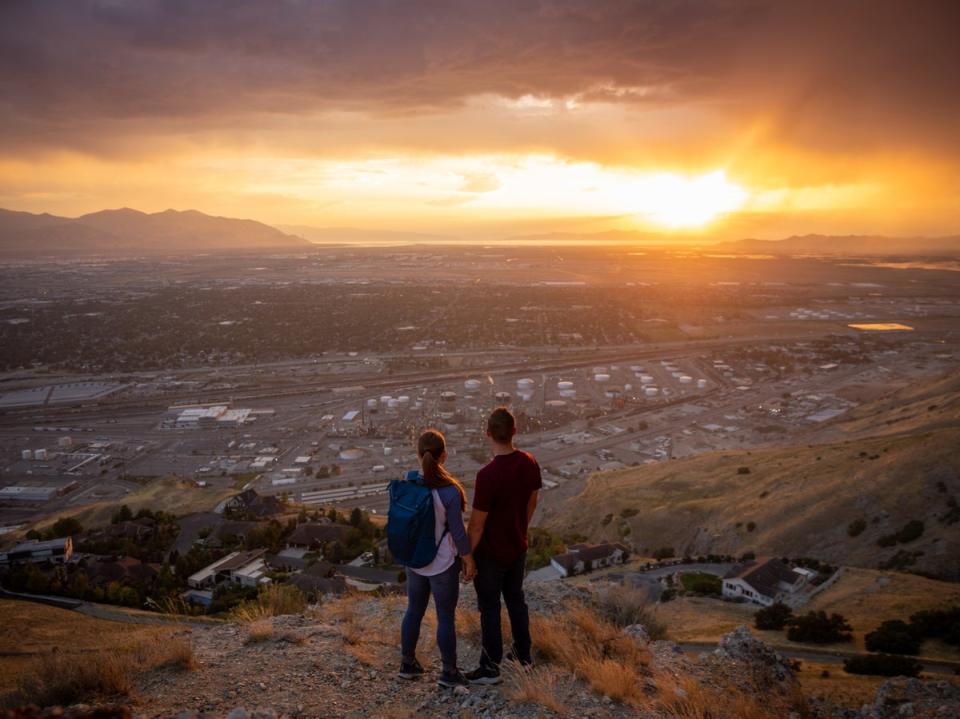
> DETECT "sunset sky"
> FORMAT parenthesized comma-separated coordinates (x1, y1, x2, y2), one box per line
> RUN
(1, 0, 958, 241)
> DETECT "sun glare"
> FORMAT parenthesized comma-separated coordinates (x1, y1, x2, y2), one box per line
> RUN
(639, 170, 749, 229)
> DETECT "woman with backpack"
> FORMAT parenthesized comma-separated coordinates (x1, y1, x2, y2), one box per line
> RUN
(394, 428, 476, 687)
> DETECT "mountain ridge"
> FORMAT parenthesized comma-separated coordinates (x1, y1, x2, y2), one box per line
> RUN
(0, 207, 309, 256)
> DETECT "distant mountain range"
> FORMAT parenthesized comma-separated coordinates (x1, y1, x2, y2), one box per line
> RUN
(0, 207, 309, 256)
(507, 230, 960, 256)
(2, 207, 958, 257)
(715, 233, 960, 256)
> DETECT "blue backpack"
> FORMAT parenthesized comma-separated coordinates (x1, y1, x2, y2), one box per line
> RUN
(387, 470, 447, 568)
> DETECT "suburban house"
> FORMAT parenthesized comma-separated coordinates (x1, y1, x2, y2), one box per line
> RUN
(721, 558, 811, 606)
(550, 542, 630, 577)
(224, 489, 284, 518)
(286, 523, 351, 549)
(187, 549, 270, 589)
(0, 537, 73, 565)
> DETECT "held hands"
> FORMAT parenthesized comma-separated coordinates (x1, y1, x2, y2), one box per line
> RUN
(461, 555, 477, 583)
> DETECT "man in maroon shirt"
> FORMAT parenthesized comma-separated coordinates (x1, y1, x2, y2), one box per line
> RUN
(465, 407, 541, 684)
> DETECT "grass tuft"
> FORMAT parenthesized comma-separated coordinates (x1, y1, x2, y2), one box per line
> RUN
(502, 661, 567, 715)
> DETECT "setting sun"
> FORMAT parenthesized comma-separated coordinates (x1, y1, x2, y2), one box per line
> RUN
(639, 170, 749, 229)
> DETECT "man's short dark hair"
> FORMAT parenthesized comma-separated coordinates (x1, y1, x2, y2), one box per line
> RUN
(487, 406, 515, 443)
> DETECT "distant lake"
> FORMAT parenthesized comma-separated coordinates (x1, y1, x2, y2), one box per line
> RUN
(848, 323, 914, 331)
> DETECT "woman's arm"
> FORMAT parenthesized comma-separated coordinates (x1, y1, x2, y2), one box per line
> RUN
(441, 487, 472, 558)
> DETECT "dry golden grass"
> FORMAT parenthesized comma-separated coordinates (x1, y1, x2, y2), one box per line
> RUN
(796, 661, 888, 708)
(0, 599, 189, 694)
(530, 605, 650, 706)
(658, 675, 805, 719)
(502, 662, 567, 715)
(319, 593, 406, 668)
(9, 627, 194, 708)
(244, 618, 275, 644)
(15, 649, 132, 708)
(230, 583, 307, 622)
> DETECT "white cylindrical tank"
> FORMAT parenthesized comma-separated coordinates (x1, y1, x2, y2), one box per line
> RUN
(644, 387, 659, 397)
(366, 399, 378, 409)
(679, 375, 693, 385)
(639, 374, 654, 384)
(624, 383, 633, 391)
(380, 395, 392, 405)
(339, 447, 364, 461)
(494, 391, 511, 403)
(557, 380, 574, 391)
(34, 449, 48, 460)
(594, 373, 610, 383)
(440, 391, 457, 403)
(545, 399, 567, 409)
(387, 398, 401, 409)
(697, 379, 708, 389)
(464, 379, 482, 392)
(559, 388, 576, 398)
(397, 395, 410, 404)
(517, 378, 535, 390)
(518, 391, 533, 402)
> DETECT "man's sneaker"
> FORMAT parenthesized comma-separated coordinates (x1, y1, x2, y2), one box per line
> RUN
(465, 665, 502, 685)
(398, 657, 425, 680)
(437, 669, 469, 688)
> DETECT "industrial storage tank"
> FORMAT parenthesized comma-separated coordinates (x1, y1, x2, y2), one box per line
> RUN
(679, 375, 693, 385)
(644, 387, 659, 397)
(516, 378, 535, 390)
(440, 390, 457, 403)
(380, 395, 392, 405)
(557, 380, 576, 398)
(594, 373, 611, 383)
(592, 366, 607, 374)
(518, 391, 534, 402)
(639, 374, 654, 384)
(494, 391, 511, 403)
(339, 447, 365, 461)
(366, 399, 378, 411)
(387, 398, 401, 409)
(464, 378, 483, 392)
(697, 379, 708, 389)
(545, 399, 567, 409)
(397, 395, 411, 404)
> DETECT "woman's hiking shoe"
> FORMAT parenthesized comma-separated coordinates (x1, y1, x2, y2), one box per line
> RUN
(465, 665, 502, 685)
(437, 669, 469, 688)
(398, 658, 425, 680)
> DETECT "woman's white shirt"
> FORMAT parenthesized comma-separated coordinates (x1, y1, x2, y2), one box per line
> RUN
(410, 488, 457, 577)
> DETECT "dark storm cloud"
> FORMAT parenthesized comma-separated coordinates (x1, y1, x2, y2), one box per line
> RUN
(1, 0, 958, 154)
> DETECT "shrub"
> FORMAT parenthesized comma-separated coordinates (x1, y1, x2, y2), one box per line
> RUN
(909, 606, 960, 643)
(843, 653, 921, 677)
(502, 663, 567, 715)
(847, 518, 866, 537)
(737, 466, 751, 475)
(652, 547, 675, 560)
(601, 513, 614, 526)
(878, 519, 925, 546)
(230, 583, 306, 621)
(593, 584, 668, 640)
(755, 602, 793, 631)
(680, 572, 721, 596)
(746, 521, 757, 533)
(620, 507, 639, 518)
(786, 611, 852, 644)
(865, 620, 922, 655)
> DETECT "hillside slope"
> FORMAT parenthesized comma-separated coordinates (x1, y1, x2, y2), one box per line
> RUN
(549, 372, 960, 579)
(0, 207, 309, 256)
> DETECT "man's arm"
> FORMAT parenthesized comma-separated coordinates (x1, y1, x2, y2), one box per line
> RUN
(526, 490, 539, 526)
(467, 508, 488, 552)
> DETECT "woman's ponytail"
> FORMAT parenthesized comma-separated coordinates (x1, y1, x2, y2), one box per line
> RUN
(417, 428, 467, 511)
